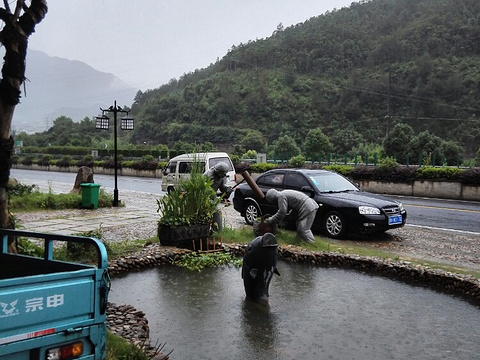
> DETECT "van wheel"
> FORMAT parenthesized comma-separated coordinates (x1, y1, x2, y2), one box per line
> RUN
(167, 186, 174, 194)
(244, 202, 260, 225)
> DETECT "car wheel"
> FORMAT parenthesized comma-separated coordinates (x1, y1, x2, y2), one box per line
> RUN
(167, 186, 174, 194)
(244, 202, 260, 225)
(324, 211, 346, 239)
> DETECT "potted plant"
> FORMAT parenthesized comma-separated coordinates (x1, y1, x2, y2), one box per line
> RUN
(157, 169, 220, 248)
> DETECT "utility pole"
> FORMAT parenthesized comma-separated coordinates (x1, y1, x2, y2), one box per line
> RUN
(385, 71, 391, 137)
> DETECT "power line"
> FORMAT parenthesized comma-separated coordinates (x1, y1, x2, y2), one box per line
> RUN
(394, 116, 479, 122)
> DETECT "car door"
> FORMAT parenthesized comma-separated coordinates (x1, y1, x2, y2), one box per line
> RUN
(282, 172, 314, 222)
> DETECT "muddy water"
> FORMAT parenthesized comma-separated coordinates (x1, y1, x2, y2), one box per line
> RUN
(109, 262, 479, 359)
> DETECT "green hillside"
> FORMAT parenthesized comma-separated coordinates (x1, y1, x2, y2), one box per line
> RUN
(129, 0, 480, 160)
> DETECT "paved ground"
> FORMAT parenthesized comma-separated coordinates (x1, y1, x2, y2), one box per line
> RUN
(17, 187, 162, 242)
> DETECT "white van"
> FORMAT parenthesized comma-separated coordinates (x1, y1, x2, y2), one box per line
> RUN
(161, 152, 236, 193)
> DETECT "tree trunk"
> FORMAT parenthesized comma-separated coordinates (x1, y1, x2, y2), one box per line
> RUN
(0, 1, 48, 252)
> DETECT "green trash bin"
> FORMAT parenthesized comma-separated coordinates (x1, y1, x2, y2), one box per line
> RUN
(80, 183, 100, 209)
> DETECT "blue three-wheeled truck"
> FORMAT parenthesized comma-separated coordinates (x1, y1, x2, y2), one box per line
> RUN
(0, 229, 110, 360)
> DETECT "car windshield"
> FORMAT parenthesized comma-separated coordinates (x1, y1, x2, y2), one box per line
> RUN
(308, 173, 358, 193)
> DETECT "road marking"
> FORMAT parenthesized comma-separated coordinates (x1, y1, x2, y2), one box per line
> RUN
(406, 224, 480, 236)
(404, 204, 480, 213)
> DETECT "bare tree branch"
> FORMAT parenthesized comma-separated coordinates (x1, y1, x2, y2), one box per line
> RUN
(0, 9, 8, 23)
(14, 0, 24, 19)
(19, 0, 48, 36)
(3, 0, 11, 14)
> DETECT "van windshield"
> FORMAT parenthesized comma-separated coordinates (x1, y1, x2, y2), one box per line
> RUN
(166, 161, 177, 174)
(208, 157, 233, 171)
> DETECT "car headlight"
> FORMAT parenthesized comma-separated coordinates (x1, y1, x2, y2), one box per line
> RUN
(398, 203, 405, 212)
(358, 206, 381, 215)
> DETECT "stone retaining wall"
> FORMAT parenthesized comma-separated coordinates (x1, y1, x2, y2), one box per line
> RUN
(107, 242, 480, 354)
(356, 179, 480, 201)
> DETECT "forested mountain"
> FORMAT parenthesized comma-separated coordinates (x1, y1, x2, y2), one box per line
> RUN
(129, 0, 480, 159)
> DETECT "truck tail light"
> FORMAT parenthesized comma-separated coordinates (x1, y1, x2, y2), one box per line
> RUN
(47, 341, 83, 360)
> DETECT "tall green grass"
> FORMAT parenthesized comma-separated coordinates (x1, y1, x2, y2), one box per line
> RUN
(9, 183, 114, 212)
(157, 170, 219, 226)
(106, 331, 151, 360)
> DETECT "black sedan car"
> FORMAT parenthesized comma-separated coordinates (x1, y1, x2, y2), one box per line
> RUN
(233, 169, 407, 239)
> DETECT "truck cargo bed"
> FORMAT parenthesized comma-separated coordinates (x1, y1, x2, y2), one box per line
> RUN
(1, 253, 86, 280)
(0, 229, 110, 360)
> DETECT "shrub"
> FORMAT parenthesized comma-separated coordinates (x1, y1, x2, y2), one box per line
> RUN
(37, 154, 53, 166)
(141, 154, 155, 163)
(415, 166, 462, 181)
(323, 164, 353, 176)
(157, 171, 219, 227)
(173, 252, 242, 271)
(64, 227, 113, 264)
(248, 163, 278, 173)
(458, 168, 480, 185)
(288, 155, 306, 168)
(377, 156, 399, 172)
(77, 155, 94, 167)
(57, 155, 75, 167)
(349, 165, 417, 182)
(121, 160, 135, 168)
(122, 159, 158, 171)
(230, 154, 241, 164)
(242, 150, 257, 159)
(135, 160, 158, 171)
(20, 156, 34, 165)
(106, 331, 152, 360)
(97, 189, 115, 208)
(17, 238, 44, 257)
(99, 158, 117, 169)
(8, 180, 37, 196)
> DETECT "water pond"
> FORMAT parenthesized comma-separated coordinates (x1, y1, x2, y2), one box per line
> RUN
(109, 261, 479, 360)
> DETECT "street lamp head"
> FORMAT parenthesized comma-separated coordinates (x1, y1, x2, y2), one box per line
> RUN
(121, 115, 134, 130)
(95, 114, 110, 130)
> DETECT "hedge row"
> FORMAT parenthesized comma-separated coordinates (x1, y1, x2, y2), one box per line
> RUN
(248, 162, 480, 185)
(19, 147, 198, 159)
(13, 155, 480, 185)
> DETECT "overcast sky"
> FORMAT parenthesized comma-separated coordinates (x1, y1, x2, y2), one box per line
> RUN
(29, 0, 355, 91)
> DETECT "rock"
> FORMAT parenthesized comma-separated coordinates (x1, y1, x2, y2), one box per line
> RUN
(71, 166, 94, 194)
